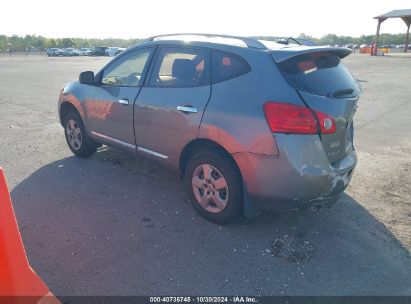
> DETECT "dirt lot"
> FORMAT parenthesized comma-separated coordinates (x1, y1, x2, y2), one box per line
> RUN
(0, 53, 410, 296)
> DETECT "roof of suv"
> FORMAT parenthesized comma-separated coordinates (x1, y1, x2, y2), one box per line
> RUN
(144, 34, 269, 49)
(138, 33, 315, 50)
(131, 33, 352, 63)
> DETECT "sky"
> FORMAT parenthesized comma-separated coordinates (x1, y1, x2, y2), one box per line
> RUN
(1, 0, 410, 39)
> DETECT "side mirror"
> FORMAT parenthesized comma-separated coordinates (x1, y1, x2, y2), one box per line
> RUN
(79, 71, 95, 85)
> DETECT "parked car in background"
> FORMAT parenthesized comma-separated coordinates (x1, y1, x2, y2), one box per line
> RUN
(106, 47, 127, 57)
(114, 47, 126, 56)
(90, 46, 108, 56)
(105, 46, 126, 57)
(105, 47, 117, 56)
(58, 34, 360, 224)
(78, 48, 92, 56)
(47, 48, 63, 56)
(62, 48, 80, 56)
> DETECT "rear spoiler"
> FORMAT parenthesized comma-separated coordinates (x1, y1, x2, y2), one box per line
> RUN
(270, 47, 352, 63)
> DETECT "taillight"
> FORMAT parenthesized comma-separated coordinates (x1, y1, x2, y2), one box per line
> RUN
(263, 102, 336, 135)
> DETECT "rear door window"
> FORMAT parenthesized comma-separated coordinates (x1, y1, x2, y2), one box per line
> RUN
(149, 47, 210, 88)
(278, 52, 360, 97)
(211, 50, 251, 83)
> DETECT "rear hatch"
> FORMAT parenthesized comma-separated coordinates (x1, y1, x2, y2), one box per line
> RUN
(272, 48, 361, 164)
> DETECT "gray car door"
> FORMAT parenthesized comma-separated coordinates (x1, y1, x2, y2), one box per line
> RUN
(134, 46, 211, 166)
(84, 48, 154, 151)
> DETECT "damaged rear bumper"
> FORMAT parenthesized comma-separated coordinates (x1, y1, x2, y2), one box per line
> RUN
(232, 134, 357, 212)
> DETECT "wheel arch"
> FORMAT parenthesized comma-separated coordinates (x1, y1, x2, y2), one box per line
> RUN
(179, 138, 243, 183)
(59, 101, 83, 127)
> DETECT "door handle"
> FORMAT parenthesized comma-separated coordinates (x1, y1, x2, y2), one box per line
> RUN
(177, 105, 198, 113)
(118, 98, 130, 105)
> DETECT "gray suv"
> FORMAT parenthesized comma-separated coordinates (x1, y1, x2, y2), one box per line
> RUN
(58, 34, 360, 224)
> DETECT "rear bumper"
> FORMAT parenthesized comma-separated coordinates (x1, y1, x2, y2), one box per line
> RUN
(232, 134, 357, 211)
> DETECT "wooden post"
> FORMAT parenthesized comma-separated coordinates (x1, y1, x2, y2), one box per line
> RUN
(374, 18, 385, 56)
(401, 17, 411, 53)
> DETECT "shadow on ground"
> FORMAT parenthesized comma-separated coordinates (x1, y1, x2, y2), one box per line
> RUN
(10, 148, 411, 296)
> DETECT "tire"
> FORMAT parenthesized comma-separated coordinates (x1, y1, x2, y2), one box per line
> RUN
(184, 150, 243, 224)
(63, 111, 97, 157)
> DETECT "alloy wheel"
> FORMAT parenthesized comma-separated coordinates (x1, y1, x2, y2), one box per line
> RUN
(66, 119, 82, 150)
(192, 164, 229, 213)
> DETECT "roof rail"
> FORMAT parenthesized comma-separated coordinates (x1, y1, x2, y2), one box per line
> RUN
(141, 33, 268, 50)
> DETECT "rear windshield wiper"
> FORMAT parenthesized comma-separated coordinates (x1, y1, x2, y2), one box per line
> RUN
(329, 88, 354, 98)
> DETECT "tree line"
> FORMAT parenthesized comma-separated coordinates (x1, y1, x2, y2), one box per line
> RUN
(254, 33, 409, 46)
(298, 33, 408, 46)
(0, 33, 409, 51)
(0, 35, 141, 51)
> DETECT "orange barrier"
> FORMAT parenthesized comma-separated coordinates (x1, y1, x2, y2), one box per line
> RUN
(360, 47, 389, 55)
(0, 168, 60, 304)
(379, 48, 389, 54)
(360, 47, 372, 54)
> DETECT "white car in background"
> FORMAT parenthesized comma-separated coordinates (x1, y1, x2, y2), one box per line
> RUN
(106, 47, 126, 56)
(62, 48, 80, 56)
(78, 48, 92, 56)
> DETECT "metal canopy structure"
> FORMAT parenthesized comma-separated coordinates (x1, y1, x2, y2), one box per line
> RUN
(374, 9, 411, 53)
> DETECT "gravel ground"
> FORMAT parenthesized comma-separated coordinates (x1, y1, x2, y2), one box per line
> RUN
(0, 53, 410, 296)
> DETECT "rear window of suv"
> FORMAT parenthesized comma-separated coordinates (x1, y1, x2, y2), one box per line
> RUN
(278, 52, 360, 97)
(211, 50, 250, 83)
